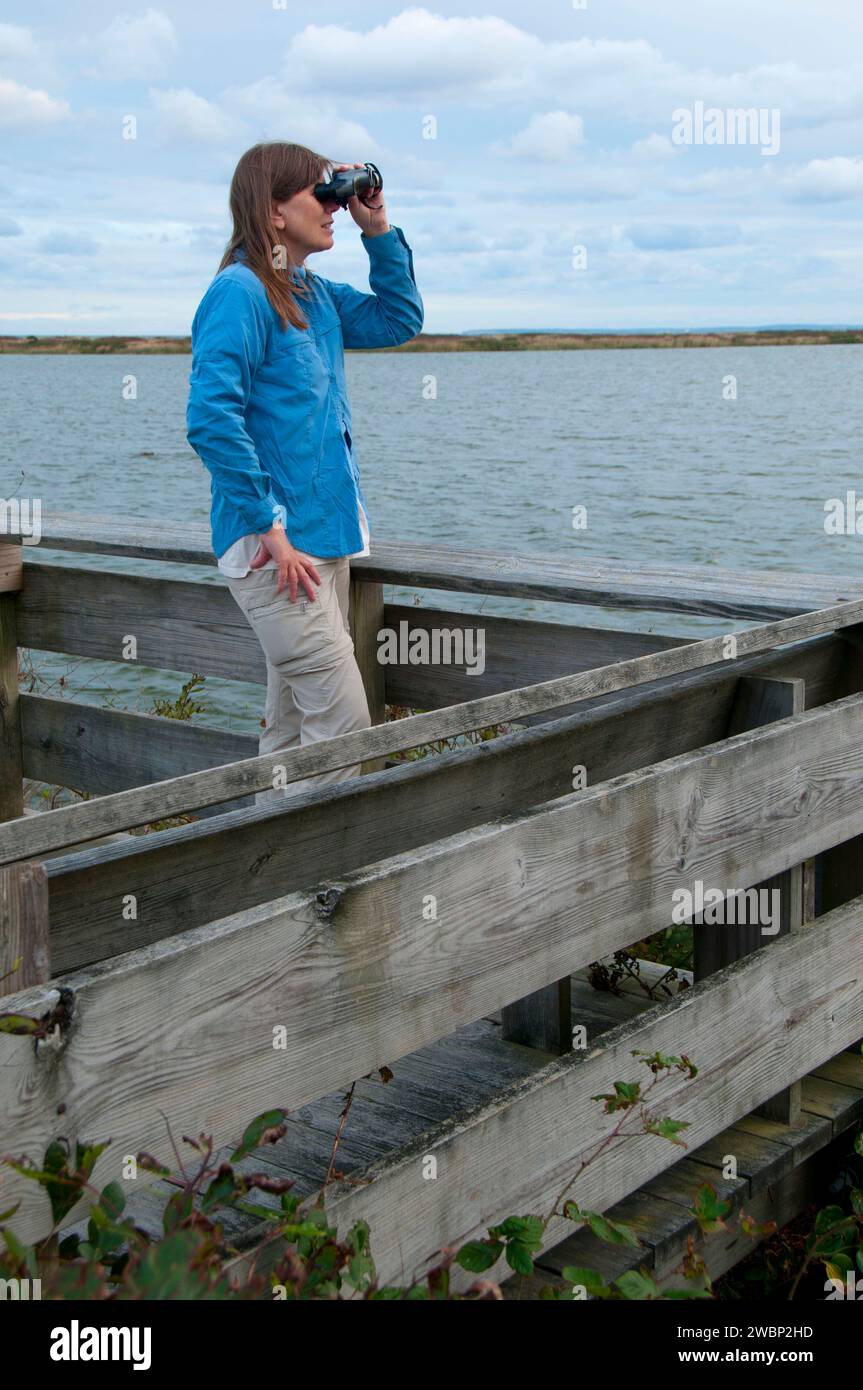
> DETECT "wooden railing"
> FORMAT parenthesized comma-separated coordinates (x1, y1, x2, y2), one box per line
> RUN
(1, 515, 862, 1288)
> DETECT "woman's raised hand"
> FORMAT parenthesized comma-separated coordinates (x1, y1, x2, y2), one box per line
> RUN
(335, 162, 390, 237)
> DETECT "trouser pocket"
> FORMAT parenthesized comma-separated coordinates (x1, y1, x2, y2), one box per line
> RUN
(227, 564, 353, 674)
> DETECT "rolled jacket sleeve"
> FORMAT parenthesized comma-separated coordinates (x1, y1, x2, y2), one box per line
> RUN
(321, 225, 424, 349)
(186, 277, 284, 536)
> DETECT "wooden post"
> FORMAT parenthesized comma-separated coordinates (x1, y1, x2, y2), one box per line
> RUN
(348, 575, 387, 774)
(0, 541, 24, 822)
(501, 979, 572, 1055)
(0, 861, 50, 992)
(695, 675, 812, 1124)
(0, 541, 48, 996)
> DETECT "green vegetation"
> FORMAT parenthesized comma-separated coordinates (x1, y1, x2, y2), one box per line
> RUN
(2, 329, 862, 354)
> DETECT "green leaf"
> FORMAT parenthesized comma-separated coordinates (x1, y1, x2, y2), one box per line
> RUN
(162, 1187, 194, 1235)
(645, 1117, 690, 1144)
(692, 1183, 732, 1233)
(814, 1205, 847, 1234)
(506, 1243, 535, 1276)
(233, 1201, 281, 1223)
(229, 1109, 288, 1163)
(456, 1240, 500, 1272)
(585, 1212, 641, 1248)
(346, 1220, 372, 1255)
(0, 1014, 41, 1035)
(592, 1081, 641, 1112)
(2, 1227, 30, 1266)
(201, 1166, 240, 1213)
(100, 1181, 126, 1220)
(662, 1285, 713, 1300)
(615, 1269, 660, 1300)
(75, 1141, 108, 1182)
(495, 1215, 543, 1244)
(561, 1265, 610, 1297)
(344, 1251, 376, 1292)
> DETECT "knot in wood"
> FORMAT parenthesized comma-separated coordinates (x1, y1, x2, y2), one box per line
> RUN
(315, 886, 343, 920)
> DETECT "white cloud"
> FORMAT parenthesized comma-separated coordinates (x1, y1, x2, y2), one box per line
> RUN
(286, 9, 546, 104)
(494, 111, 585, 162)
(87, 8, 177, 81)
(224, 78, 378, 157)
(149, 87, 240, 143)
(0, 78, 70, 129)
(0, 23, 38, 61)
(36, 232, 100, 256)
(625, 222, 743, 250)
(631, 132, 676, 162)
(783, 156, 863, 203)
(281, 8, 863, 126)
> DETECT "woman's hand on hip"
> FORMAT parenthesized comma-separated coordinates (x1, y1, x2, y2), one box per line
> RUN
(250, 523, 322, 603)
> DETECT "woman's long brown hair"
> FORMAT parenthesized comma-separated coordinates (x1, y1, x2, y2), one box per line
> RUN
(219, 142, 333, 330)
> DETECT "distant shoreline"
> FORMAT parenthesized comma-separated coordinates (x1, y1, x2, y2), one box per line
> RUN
(1, 329, 862, 354)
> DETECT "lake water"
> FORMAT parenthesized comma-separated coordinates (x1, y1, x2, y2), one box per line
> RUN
(2, 346, 861, 736)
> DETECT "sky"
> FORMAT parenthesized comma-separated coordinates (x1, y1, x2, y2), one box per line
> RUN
(0, 1, 861, 333)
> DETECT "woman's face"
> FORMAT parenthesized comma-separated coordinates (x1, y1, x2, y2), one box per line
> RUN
(272, 181, 340, 264)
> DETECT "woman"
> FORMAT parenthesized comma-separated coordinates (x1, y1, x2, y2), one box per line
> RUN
(186, 142, 424, 801)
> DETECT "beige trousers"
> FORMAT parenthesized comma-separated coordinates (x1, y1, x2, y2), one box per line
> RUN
(225, 558, 372, 804)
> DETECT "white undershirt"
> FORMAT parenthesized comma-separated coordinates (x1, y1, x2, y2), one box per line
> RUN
(217, 499, 370, 578)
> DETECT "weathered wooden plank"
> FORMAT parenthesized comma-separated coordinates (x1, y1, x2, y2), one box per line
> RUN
(16, 625, 689, 800)
(25, 631, 839, 967)
(0, 861, 50, 991)
(794, 1074, 863, 1128)
(513, 1075, 852, 1296)
(16, 559, 688, 720)
(379, 604, 684, 720)
(697, 675, 810, 1124)
(8, 594, 863, 865)
(267, 901, 863, 1290)
(18, 562, 266, 684)
(40, 649, 863, 974)
(32, 513, 863, 620)
(811, 1050, 863, 1093)
(3, 692, 863, 1248)
(695, 676, 804, 976)
(21, 694, 256, 814)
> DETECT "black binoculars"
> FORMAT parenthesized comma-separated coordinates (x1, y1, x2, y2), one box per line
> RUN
(314, 162, 383, 208)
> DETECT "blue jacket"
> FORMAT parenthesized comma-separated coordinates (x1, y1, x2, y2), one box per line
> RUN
(186, 225, 423, 560)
